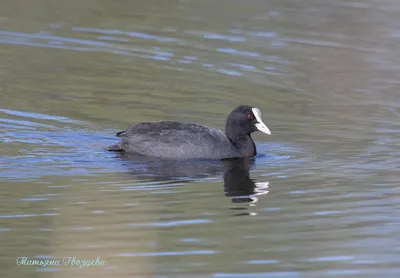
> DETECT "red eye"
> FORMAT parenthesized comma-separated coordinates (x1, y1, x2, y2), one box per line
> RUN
(248, 114, 253, 119)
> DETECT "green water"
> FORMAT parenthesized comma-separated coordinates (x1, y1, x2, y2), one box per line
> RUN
(1, 0, 399, 277)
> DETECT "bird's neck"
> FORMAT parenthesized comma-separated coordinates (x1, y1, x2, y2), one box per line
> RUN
(225, 129, 256, 157)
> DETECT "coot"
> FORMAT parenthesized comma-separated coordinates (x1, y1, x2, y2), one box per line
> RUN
(106, 105, 271, 159)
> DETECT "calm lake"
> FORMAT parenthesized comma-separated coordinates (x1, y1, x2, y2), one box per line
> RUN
(1, 0, 399, 277)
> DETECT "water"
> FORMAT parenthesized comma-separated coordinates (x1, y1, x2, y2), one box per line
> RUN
(1, 0, 399, 277)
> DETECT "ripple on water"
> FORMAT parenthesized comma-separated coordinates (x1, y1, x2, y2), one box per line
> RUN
(1, 3, 400, 276)
(0, 23, 290, 78)
(127, 219, 214, 228)
(117, 250, 218, 257)
(0, 109, 126, 179)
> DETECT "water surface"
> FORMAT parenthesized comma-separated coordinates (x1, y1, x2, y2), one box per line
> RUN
(1, 0, 399, 277)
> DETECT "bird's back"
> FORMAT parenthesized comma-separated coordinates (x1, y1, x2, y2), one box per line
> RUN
(112, 121, 240, 159)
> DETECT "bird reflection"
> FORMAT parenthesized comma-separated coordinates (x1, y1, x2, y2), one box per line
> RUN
(115, 153, 269, 204)
(222, 158, 269, 204)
